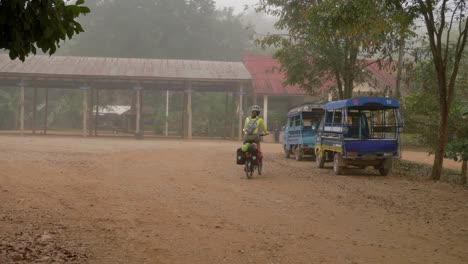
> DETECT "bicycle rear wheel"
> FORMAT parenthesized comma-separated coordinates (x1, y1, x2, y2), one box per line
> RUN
(258, 159, 263, 175)
(245, 161, 253, 179)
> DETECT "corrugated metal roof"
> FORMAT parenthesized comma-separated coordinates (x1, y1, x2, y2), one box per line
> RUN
(0, 54, 252, 81)
(243, 54, 307, 96)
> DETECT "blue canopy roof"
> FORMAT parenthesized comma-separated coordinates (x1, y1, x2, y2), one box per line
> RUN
(324, 97, 400, 110)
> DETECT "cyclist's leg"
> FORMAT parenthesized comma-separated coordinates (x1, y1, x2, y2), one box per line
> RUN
(254, 136, 262, 163)
(244, 134, 255, 145)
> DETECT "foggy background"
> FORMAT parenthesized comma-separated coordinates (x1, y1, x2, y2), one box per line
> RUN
(0, 0, 284, 138)
(215, 0, 260, 12)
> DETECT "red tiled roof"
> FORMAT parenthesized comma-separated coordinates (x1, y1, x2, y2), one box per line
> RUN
(365, 62, 397, 89)
(243, 54, 307, 96)
(243, 54, 397, 96)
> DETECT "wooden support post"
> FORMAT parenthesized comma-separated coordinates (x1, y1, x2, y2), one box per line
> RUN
(82, 88, 88, 137)
(44, 88, 49, 135)
(95, 88, 99, 136)
(186, 83, 193, 140)
(263, 94, 269, 129)
(19, 83, 24, 136)
(238, 83, 244, 141)
(32, 87, 37, 134)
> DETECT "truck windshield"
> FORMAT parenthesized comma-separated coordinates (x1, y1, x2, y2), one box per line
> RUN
(302, 112, 321, 130)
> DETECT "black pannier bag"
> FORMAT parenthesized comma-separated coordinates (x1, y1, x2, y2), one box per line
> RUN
(236, 148, 245, 165)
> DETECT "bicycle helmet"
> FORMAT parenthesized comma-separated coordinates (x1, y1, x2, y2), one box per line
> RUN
(251, 105, 261, 112)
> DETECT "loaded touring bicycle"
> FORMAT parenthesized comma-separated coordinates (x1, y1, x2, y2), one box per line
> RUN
(314, 97, 403, 175)
(283, 103, 324, 161)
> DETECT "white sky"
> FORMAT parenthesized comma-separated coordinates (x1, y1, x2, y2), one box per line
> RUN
(215, 0, 260, 12)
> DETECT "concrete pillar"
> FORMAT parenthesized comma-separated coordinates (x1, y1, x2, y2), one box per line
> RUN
(230, 92, 235, 140)
(136, 88, 141, 135)
(238, 83, 244, 141)
(19, 82, 24, 135)
(182, 92, 187, 138)
(165, 90, 169, 137)
(81, 87, 89, 137)
(32, 87, 37, 134)
(263, 94, 269, 129)
(44, 88, 49, 135)
(89, 88, 94, 137)
(224, 92, 229, 139)
(94, 88, 99, 136)
(186, 83, 193, 140)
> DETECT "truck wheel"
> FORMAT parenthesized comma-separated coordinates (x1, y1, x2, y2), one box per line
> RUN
(295, 146, 303, 161)
(333, 153, 344, 175)
(316, 151, 325, 168)
(379, 167, 391, 176)
(283, 145, 291, 158)
(379, 159, 393, 176)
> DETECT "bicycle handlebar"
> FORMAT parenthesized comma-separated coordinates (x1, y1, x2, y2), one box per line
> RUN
(242, 129, 270, 137)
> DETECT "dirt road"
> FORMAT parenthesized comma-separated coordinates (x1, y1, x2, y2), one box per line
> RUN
(1, 137, 467, 264)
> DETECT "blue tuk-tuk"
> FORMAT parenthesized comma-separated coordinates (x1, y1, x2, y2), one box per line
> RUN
(314, 97, 403, 175)
(283, 103, 324, 161)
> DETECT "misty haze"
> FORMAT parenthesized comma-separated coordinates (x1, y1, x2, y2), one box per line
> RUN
(0, 0, 467, 263)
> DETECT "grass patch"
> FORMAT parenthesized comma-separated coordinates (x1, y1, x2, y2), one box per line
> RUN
(393, 159, 463, 185)
(401, 133, 424, 148)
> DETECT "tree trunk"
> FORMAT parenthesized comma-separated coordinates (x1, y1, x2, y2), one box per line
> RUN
(462, 160, 467, 186)
(334, 72, 344, 100)
(342, 68, 353, 99)
(342, 41, 351, 99)
(431, 104, 449, 180)
(395, 33, 405, 99)
(342, 46, 358, 99)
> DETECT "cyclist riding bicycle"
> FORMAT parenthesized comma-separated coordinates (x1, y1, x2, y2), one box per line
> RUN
(243, 105, 269, 159)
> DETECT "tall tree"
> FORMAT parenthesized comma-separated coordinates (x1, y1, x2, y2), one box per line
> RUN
(405, 50, 468, 184)
(0, 0, 90, 61)
(257, 0, 402, 99)
(408, 0, 468, 180)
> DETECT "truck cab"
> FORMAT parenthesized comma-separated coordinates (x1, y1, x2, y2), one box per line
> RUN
(283, 104, 323, 161)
